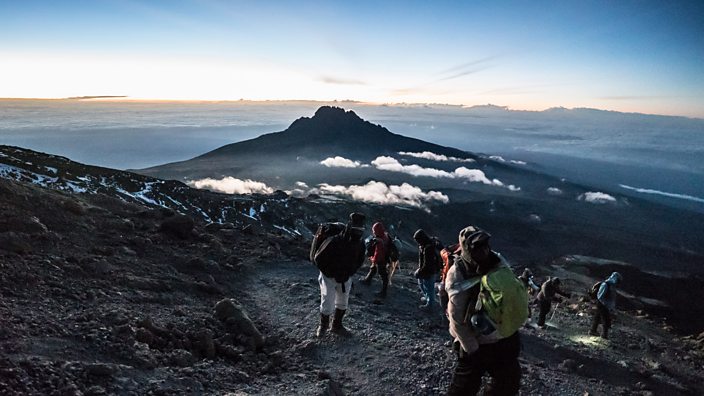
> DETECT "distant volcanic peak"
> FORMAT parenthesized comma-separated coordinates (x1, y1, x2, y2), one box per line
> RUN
(313, 106, 362, 121)
(286, 106, 379, 138)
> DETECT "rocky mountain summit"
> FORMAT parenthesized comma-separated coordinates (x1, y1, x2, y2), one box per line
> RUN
(1, 145, 704, 395)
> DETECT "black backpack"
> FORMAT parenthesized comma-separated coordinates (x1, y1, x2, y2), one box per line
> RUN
(310, 222, 346, 263)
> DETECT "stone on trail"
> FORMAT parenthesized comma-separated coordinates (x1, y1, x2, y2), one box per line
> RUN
(214, 298, 265, 349)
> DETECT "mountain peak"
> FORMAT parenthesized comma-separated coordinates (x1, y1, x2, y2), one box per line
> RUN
(312, 106, 361, 121)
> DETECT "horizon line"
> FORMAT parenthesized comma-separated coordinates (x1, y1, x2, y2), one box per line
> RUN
(0, 97, 701, 120)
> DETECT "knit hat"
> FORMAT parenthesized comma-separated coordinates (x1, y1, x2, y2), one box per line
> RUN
(459, 226, 491, 263)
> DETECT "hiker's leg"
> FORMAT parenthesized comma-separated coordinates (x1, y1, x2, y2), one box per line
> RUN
(334, 278, 353, 311)
(417, 278, 428, 300)
(361, 265, 377, 284)
(425, 274, 437, 305)
(447, 352, 483, 396)
(590, 304, 601, 335)
(485, 332, 521, 396)
(318, 272, 335, 316)
(601, 305, 612, 338)
(377, 263, 389, 297)
(537, 300, 550, 326)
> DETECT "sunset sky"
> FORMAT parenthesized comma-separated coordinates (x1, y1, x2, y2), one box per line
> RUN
(1, 1, 703, 117)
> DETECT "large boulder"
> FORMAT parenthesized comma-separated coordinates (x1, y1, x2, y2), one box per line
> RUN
(214, 299, 264, 350)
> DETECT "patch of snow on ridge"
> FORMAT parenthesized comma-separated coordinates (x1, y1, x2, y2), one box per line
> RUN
(399, 151, 474, 163)
(578, 192, 616, 204)
(547, 187, 563, 195)
(189, 177, 274, 195)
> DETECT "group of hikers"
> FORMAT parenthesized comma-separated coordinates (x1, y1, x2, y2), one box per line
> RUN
(309, 212, 623, 395)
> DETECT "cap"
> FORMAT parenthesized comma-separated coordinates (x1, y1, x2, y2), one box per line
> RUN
(459, 226, 491, 262)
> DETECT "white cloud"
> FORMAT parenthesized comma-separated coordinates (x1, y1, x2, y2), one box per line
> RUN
(372, 156, 454, 178)
(489, 155, 526, 165)
(189, 177, 274, 195)
(370, 156, 519, 191)
(320, 156, 363, 168)
(547, 187, 563, 195)
(399, 151, 475, 163)
(295, 181, 309, 188)
(453, 166, 496, 185)
(578, 191, 617, 204)
(312, 180, 449, 208)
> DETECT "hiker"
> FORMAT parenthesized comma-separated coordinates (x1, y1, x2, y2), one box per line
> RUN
(518, 268, 540, 318)
(360, 221, 393, 298)
(310, 212, 366, 337)
(413, 229, 441, 309)
(536, 277, 571, 328)
(589, 271, 622, 339)
(518, 268, 540, 295)
(445, 226, 525, 396)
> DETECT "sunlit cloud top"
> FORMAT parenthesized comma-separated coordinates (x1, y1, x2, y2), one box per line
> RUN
(1, 1, 703, 117)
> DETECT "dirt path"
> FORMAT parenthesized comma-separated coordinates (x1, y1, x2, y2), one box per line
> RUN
(236, 258, 702, 396)
(239, 258, 454, 395)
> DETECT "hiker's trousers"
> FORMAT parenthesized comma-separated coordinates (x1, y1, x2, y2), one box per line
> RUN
(447, 331, 521, 396)
(418, 274, 436, 305)
(318, 272, 352, 316)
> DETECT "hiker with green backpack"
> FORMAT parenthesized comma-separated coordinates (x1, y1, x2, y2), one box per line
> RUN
(445, 226, 528, 396)
(589, 271, 622, 339)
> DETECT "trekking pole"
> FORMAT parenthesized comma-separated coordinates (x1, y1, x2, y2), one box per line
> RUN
(549, 301, 560, 322)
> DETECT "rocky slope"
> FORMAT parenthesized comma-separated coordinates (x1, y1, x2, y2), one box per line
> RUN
(2, 148, 704, 395)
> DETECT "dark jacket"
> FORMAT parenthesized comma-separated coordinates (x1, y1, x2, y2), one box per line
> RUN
(413, 229, 440, 279)
(537, 278, 570, 302)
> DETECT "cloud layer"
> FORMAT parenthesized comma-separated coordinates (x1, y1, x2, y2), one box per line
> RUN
(312, 180, 449, 208)
(190, 177, 274, 195)
(399, 151, 475, 163)
(371, 156, 520, 190)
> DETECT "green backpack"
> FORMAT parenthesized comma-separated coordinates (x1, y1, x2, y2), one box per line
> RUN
(478, 266, 529, 337)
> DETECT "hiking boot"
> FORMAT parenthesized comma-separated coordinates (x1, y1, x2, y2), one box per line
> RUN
(316, 314, 330, 338)
(601, 328, 609, 339)
(375, 281, 388, 298)
(330, 309, 351, 337)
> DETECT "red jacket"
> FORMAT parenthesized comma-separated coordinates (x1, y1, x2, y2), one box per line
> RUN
(370, 222, 391, 265)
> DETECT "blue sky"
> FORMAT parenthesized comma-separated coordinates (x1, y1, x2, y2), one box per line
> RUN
(1, 0, 703, 117)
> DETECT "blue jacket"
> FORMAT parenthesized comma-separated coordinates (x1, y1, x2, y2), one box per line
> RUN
(597, 272, 621, 311)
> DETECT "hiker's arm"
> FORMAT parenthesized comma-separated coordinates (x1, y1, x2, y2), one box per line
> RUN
(445, 266, 479, 355)
(528, 278, 540, 291)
